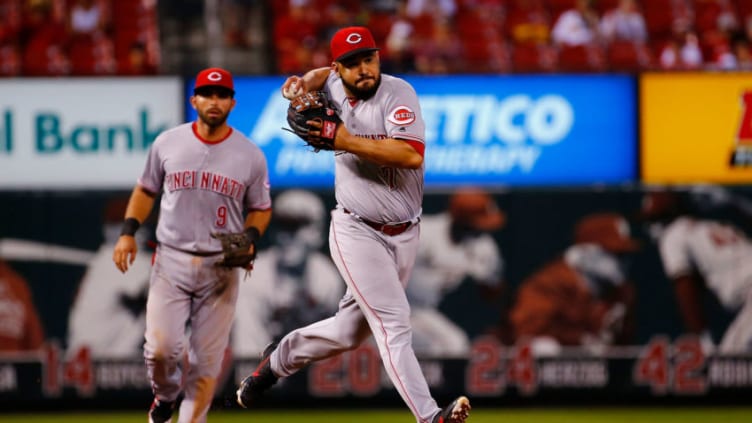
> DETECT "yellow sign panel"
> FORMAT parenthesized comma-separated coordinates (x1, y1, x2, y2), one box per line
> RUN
(641, 73, 752, 184)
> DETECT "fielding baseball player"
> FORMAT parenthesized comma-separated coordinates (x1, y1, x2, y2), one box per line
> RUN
(236, 27, 471, 423)
(510, 213, 638, 355)
(232, 189, 343, 357)
(112, 67, 272, 423)
(67, 197, 151, 359)
(641, 188, 752, 353)
(408, 188, 505, 358)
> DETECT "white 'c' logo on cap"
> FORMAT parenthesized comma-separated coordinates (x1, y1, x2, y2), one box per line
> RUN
(208, 71, 222, 81)
(345, 33, 362, 44)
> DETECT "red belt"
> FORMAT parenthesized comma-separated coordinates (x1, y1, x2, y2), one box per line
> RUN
(343, 209, 416, 236)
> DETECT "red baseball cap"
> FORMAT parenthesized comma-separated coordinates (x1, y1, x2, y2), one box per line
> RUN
(194, 67, 234, 94)
(330, 26, 379, 62)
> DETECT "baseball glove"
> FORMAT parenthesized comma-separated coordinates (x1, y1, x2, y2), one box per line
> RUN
(211, 231, 256, 268)
(285, 91, 341, 152)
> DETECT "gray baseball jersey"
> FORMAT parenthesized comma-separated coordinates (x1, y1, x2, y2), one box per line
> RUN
(139, 122, 270, 422)
(325, 73, 425, 223)
(139, 122, 271, 252)
(269, 73, 446, 422)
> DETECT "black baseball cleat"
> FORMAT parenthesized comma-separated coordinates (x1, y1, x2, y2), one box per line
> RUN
(148, 398, 175, 423)
(236, 342, 279, 408)
(433, 396, 471, 423)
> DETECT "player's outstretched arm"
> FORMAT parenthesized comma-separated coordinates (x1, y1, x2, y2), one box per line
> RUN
(335, 126, 423, 169)
(112, 186, 156, 274)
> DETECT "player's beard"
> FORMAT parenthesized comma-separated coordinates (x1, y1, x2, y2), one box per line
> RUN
(198, 109, 229, 128)
(343, 74, 381, 101)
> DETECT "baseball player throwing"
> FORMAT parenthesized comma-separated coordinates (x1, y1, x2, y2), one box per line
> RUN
(112, 67, 272, 423)
(236, 27, 471, 423)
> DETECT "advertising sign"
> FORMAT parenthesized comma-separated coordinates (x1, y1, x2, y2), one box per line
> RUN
(187, 75, 637, 188)
(641, 73, 752, 184)
(2, 186, 751, 411)
(0, 78, 183, 189)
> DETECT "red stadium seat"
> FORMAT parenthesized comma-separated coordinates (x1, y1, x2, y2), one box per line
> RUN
(461, 35, 512, 73)
(642, 0, 678, 40)
(462, 38, 494, 73)
(594, 0, 621, 16)
(512, 42, 558, 72)
(0, 0, 22, 44)
(456, 8, 489, 39)
(410, 13, 436, 39)
(734, 0, 752, 19)
(366, 11, 394, 46)
(0, 43, 20, 76)
(545, 0, 576, 22)
(23, 43, 70, 76)
(607, 40, 652, 72)
(694, 0, 722, 32)
(558, 44, 607, 72)
(109, 0, 160, 75)
(68, 36, 96, 75)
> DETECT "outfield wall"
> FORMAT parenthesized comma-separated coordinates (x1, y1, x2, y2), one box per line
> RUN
(0, 73, 751, 410)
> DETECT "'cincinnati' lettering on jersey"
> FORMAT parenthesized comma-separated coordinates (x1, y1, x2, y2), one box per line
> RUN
(165, 170, 245, 200)
(355, 134, 388, 140)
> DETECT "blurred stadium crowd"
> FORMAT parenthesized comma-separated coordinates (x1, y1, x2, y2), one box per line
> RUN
(0, 0, 159, 76)
(1, 0, 751, 76)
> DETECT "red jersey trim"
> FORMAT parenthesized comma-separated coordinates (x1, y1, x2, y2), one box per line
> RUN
(192, 121, 233, 144)
(395, 138, 425, 157)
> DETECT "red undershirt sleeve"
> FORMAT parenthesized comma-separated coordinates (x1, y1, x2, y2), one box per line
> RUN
(400, 139, 425, 157)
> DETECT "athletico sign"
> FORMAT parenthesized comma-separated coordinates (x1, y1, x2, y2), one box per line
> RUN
(412, 75, 636, 186)
(199, 75, 637, 188)
(0, 78, 182, 189)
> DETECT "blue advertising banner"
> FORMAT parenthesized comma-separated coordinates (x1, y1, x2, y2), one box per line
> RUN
(186, 75, 636, 188)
